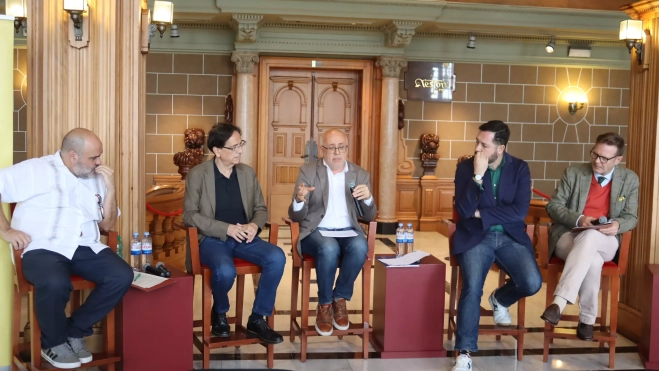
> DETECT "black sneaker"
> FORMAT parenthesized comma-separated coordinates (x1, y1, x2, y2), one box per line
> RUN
(246, 317, 283, 344)
(211, 311, 230, 338)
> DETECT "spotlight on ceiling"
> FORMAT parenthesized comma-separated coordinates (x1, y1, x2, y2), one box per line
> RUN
(546, 36, 556, 53)
(466, 33, 476, 49)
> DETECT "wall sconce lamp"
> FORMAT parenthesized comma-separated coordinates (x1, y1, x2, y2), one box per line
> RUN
(567, 102, 585, 115)
(63, 0, 89, 48)
(620, 19, 644, 65)
(6, 0, 27, 34)
(564, 90, 587, 115)
(466, 33, 476, 49)
(152, 1, 174, 38)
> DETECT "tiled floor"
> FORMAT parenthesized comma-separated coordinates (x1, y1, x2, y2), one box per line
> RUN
(16, 228, 648, 371)
(186, 228, 647, 370)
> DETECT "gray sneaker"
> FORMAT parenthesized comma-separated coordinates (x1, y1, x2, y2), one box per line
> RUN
(41, 343, 81, 369)
(67, 337, 93, 364)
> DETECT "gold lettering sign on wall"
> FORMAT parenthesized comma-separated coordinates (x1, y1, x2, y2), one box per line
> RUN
(404, 62, 456, 102)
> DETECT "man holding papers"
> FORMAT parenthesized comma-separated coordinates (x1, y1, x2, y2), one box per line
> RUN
(451, 120, 542, 371)
(541, 133, 638, 341)
(288, 129, 377, 336)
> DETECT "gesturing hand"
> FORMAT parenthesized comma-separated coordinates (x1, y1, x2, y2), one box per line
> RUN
(351, 184, 371, 201)
(295, 182, 316, 203)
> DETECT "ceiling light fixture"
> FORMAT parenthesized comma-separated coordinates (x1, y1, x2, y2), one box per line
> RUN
(466, 33, 476, 49)
(546, 36, 556, 53)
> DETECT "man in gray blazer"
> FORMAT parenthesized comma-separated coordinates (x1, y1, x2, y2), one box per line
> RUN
(288, 129, 377, 336)
(184, 124, 285, 344)
(541, 132, 638, 341)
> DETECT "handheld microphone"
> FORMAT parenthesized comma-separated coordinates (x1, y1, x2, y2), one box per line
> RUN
(347, 181, 364, 218)
(143, 264, 167, 277)
(592, 216, 609, 226)
(156, 262, 171, 277)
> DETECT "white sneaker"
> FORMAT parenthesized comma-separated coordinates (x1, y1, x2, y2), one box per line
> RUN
(452, 353, 472, 371)
(489, 290, 511, 326)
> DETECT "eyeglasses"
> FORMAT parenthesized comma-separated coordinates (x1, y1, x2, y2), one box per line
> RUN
(321, 145, 348, 153)
(95, 194, 105, 220)
(222, 140, 247, 152)
(589, 149, 619, 164)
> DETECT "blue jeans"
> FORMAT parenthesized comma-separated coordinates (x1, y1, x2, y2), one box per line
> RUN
(199, 236, 286, 317)
(22, 247, 133, 349)
(454, 231, 542, 351)
(301, 228, 368, 305)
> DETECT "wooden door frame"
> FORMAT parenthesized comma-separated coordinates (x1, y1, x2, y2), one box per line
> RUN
(257, 57, 374, 198)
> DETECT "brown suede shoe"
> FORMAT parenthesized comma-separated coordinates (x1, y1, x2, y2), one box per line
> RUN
(332, 298, 350, 330)
(315, 304, 333, 336)
(541, 304, 562, 326)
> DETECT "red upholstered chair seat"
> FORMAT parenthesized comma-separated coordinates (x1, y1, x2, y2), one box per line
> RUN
(201, 258, 258, 270)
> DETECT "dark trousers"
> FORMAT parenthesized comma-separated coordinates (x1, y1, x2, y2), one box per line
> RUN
(199, 236, 286, 317)
(22, 246, 134, 349)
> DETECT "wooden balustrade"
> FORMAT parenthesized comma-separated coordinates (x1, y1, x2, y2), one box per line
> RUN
(145, 183, 187, 272)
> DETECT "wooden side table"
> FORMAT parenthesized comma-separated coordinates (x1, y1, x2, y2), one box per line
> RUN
(117, 267, 194, 371)
(371, 254, 447, 358)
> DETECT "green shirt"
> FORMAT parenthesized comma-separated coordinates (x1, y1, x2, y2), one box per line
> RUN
(475, 156, 505, 232)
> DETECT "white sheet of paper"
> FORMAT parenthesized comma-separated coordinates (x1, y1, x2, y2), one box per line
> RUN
(319, 230, 358, 238)
(131, 271, 169, 289)
(378, 250, 430, 267)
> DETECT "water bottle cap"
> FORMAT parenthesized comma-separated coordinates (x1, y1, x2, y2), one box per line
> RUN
(144, 232, 150, 236)
(133, 232, 138, 236)
(407, 223, 412, 227)
(398, 223, 403, 226)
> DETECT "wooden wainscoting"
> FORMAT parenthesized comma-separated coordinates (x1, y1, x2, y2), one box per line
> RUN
(395, 177, 454, 232)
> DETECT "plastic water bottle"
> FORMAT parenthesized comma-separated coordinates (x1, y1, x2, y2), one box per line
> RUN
(395, 223, 405, 258)
(130, 232, 141, 271)
(141, 232, 153, 267)
(116, 235, 124, 259)
(405, 223, 414, 255)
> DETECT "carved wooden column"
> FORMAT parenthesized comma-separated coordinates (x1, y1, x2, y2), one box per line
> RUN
(28, 0, 147, 248)
(376, 56, 407, 233)
(231, 51, 259, 168)
(617, 0, 659, 343)
(395, 100, 420, 229)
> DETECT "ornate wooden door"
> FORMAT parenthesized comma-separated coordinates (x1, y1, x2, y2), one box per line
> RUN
(266, 69, 361, 224)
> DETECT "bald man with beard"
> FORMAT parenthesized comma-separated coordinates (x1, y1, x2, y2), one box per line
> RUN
(288, 129, 377, 336)
(0, 128, 133, 369)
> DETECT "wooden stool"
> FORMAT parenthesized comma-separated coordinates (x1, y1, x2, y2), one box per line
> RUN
(284, 218, 376, 362)
(187, 223, 279, 369)
(446, 221, 534, 361)
(11, 230, 121, 371)
(537, 224, 632, 369)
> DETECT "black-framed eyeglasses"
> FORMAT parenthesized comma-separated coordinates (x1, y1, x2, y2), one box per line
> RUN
(95, 194, 105, 220)
(321, 145, 348, 153)
(223, 140, 247, 152)
(589, 149, 619, 164)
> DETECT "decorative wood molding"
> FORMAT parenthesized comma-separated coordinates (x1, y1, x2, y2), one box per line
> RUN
(397, 130, 415, 176)
(140, 8, 151, 54)
(622, 0, 659, 20)
(231, 51, 260, 74)
(231, 14, 263, 42)
(384, 20, 421, 48)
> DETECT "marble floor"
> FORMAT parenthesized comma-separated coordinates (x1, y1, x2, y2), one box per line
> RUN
(16, 228, 648, 371)
(185, 227, 648, 371)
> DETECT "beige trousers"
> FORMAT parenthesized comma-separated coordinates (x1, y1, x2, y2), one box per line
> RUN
(554, 229, 618, 325)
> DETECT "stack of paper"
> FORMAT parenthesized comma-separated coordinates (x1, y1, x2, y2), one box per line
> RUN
(378, 251, 430, 267)
(131, 271, 169, 289)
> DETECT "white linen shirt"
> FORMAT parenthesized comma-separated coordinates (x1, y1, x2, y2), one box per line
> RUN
(293, 160, 372, 229)
(0, 151, 119, 259)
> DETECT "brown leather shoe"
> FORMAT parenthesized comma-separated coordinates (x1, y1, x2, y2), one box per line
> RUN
(541, 304, 562, 326)
(332, 298, 350, 330)
(315, 304, 333, 336)
(576, 322, 594, 341)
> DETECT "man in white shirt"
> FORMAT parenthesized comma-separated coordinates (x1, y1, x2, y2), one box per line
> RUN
(0, 128, 133, 369)
(288, 129, 377, 336)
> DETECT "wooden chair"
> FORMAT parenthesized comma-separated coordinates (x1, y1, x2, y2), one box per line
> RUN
(187, 223, 279, 369)
(446, 221, 534, 361)
(11, 230, 121, 371)
(537, 224, 632, 369)
(284, 218, 376, 362)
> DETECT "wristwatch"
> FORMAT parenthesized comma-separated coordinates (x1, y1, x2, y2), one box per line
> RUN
(473, 173, 483, 181)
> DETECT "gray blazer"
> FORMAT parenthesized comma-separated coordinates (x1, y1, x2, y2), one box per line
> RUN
(183, 158, 268, 246)
(546, 163, 639, 258)
(288, 159, 377, 256)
